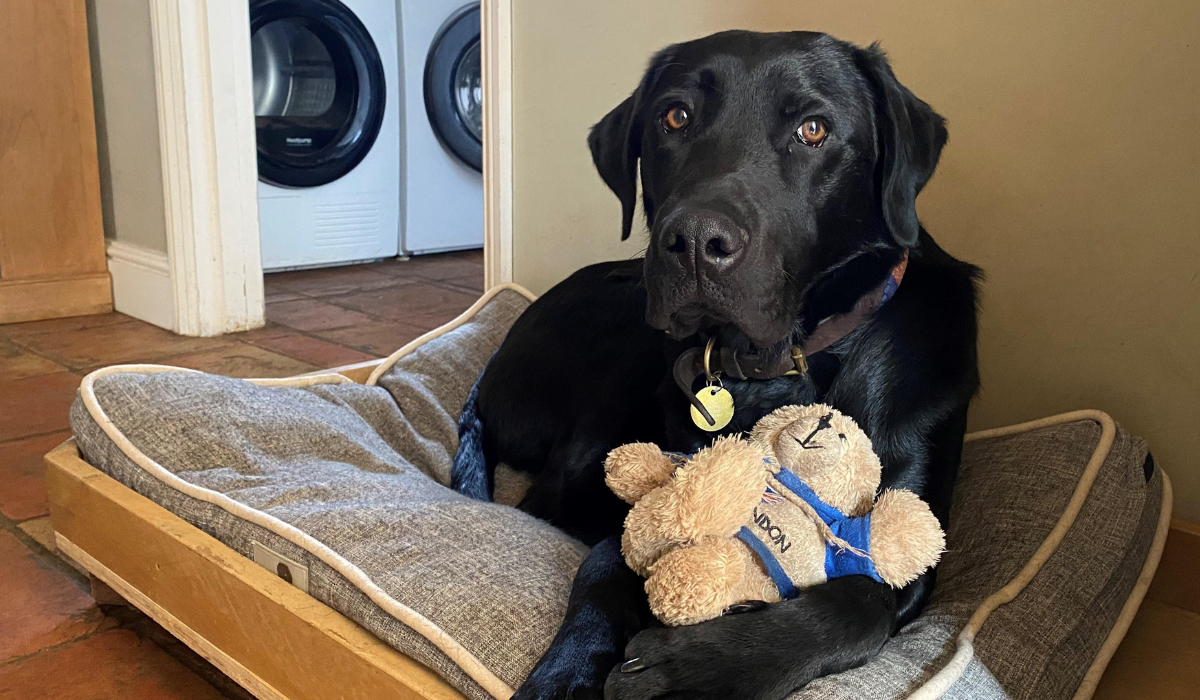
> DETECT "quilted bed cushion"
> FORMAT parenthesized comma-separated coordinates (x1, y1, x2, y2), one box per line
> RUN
(69, 285, 1170, 700)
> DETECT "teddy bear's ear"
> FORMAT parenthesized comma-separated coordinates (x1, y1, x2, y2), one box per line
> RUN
(748, 404, 822, 455)
(868, 489, 945, 588)
(604, 443, 679, 504)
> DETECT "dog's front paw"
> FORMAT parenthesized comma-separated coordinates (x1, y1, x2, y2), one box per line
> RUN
(606, 578, 896, 700)
(603, 610, 794, 700)
(513, 664, 607, 700)
(512, 635, 617, 700)
(512, 681, 603, 700)
(603, 626, 718, 700)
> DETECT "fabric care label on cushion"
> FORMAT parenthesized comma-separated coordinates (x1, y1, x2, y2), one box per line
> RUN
(737, 486, 828, 597)
(252, 541, 310, 593)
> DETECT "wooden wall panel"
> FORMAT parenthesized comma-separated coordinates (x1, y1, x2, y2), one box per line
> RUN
(0, 0, 111, 322)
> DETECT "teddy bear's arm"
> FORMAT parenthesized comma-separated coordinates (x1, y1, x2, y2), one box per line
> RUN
(604, 443, 680, 504)
(868, 489, 945, 588)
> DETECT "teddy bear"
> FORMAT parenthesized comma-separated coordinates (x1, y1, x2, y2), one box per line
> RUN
(604, 404, 945, 626)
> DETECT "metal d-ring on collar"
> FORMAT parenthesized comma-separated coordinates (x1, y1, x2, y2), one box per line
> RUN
(703, 336, 719, 382)
(789, 345, 809, 375)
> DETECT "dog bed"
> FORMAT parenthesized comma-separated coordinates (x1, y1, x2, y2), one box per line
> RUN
(68, 284, 1171, 700)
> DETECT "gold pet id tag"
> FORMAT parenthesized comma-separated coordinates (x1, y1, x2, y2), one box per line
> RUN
(690, 384, 735, 431)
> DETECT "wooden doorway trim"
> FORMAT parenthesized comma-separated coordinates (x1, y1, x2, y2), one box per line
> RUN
(482, 0, 514, 289)
(148, 0, 264, 336)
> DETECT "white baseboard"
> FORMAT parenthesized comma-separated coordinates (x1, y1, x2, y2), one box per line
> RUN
(106, 240, 177, 331)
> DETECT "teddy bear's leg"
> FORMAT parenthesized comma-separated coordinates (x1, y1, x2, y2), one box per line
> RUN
(604, 443, 681, 504)
(645, 539, 781, 626)
(621, 484, 690, 577)
(869, 489, 946, 588)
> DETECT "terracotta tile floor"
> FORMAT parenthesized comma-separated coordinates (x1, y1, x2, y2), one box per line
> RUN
(0, 250, 482, 698)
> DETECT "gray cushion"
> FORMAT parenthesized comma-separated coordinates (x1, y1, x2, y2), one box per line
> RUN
(795, 418, 1165, 700)
(69, 285, 1167, 700)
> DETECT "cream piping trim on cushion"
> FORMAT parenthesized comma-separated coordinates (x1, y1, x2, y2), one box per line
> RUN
(906, 410, 1170, 699)
(1070, 469, 1172, 700)
(366, 283, 537, 386)
(79, 363, 516, 699)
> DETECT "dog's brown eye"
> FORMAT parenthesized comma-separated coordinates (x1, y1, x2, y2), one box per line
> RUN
(662, 106, 690, 132)
(795, 118, 829, 146)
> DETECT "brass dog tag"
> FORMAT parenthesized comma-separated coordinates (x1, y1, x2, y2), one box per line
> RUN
(691, 386, 735, 431)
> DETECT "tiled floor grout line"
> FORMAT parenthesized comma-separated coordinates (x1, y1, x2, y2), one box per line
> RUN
(0, 510, 90, 593)
(3, 268, 481, 375)
(1, 335, 89, 373)
(262, 279, 482, 350)
(147, 338, 308, 369)
(5, 308, 374, 375)
(268, 269, 481, 302)
(0, 623, 116, 670)
(236, 325, 380, 359)
(268, 298, 396, 326)
(257, 290, 437, 356)
(7, 302, 436, 380)
(0, 428, 74, 449)
(2, 318, 139, 341)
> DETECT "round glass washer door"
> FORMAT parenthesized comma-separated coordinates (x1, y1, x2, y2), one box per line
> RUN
(250, 0, 386, 188)
(424, 4, 482, 172)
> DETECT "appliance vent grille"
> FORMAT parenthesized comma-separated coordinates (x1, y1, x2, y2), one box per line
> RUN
(312, 201, 382, 247)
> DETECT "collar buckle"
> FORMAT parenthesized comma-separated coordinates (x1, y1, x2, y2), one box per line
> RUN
(789, 346, 809, 374)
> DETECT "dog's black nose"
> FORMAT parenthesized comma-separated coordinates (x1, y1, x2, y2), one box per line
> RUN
(662, 208, 747, 277)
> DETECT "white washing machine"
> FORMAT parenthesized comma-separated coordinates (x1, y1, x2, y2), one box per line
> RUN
(397, 1, 483, 255)
(252, 0, 401, 270)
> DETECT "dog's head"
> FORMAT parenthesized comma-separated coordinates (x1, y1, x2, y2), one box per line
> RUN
(589, 31, 946, 349)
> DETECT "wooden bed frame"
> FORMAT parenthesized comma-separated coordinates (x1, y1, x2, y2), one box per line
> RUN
(45, 358, 1200, 700)
(46, 359, 467, 700)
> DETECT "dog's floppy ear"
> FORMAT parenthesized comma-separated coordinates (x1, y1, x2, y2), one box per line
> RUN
(588, 50, 671, 241)
(855, 44, 948, 248)
(588, 94, 641, 240)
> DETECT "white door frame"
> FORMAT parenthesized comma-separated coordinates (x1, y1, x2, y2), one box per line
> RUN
(148, 0, 264, 336)
(482, 0, 514, 289)
(147, 0, 511, 334)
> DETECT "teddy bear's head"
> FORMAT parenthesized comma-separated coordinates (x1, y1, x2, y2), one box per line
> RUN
(750, 404, 881, 517)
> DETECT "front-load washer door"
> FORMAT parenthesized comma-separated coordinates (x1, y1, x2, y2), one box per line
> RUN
(424, 4, 482, 173)
(251, 0, 386, 188)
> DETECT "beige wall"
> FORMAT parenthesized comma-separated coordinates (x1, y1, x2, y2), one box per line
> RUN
(509, 1, 1200, 520)
(86, 0, 168, 253)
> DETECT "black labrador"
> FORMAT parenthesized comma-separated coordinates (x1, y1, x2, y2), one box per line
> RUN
(451, 30, 980, 700)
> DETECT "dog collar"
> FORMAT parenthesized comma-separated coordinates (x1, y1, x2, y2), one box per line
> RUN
(676, 252, 909, 426)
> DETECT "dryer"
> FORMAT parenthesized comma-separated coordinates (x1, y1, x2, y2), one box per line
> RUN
(398, 1, 484, 255)
(252, 0, 400, 270)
